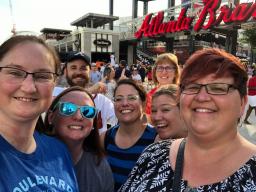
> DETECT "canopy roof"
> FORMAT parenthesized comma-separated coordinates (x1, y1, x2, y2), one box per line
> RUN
(40, 28, 72, 34)
(71, 13, 119, 28)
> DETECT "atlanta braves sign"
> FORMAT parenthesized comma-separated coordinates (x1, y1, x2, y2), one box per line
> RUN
(135, 0, 256, 39)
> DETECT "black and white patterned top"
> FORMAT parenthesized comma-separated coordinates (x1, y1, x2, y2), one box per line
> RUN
(119, 139, 256, 192)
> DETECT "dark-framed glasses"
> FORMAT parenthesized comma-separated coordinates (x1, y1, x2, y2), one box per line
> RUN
(114, 95, 140, 103)
(53, 101, 97, 119)
(181, 83, 237, 95)
(0, 67, 58, 83)
(156, 66, 176, 72)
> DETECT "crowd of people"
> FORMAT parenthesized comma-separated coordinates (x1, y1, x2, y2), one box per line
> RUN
(0, 34, 256, 192)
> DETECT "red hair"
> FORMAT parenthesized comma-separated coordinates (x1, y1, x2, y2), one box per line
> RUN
(180, 48, 248, 97)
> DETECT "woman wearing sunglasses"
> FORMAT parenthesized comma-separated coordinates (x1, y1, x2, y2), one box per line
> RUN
(45, 86, 114, 192)
(119, 48, 256, 191)
(101, 79, 157, 191)
(0, 35, 78, 191)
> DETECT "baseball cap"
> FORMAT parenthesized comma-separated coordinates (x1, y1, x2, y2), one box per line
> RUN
(66, 52, 91, 67)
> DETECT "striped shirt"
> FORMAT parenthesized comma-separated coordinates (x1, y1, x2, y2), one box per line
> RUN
(104, 124, 157, 191)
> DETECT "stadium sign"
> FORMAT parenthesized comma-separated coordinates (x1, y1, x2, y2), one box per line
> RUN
(135, 0, 256, 39)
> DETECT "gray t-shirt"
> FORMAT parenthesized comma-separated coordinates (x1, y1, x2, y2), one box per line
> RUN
(75, 151, 114, 192)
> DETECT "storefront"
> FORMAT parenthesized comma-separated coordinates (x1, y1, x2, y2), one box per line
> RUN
(50, 13, 120, 64)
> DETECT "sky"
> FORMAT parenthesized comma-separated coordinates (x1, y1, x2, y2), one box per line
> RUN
(0, 0, 176, 44)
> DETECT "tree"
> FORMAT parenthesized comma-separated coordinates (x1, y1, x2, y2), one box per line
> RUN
(241, 24, 256, 64)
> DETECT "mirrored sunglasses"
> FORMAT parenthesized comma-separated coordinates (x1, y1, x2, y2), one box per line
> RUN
(53, 102, 97, 119)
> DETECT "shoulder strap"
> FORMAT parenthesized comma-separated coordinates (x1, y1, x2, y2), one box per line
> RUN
(172, 139, 186, 192)
(93, 93, 98, 100)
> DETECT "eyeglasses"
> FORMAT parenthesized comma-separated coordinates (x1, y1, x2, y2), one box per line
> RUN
(181, 83, 237, 95)
(156, 66, 176, 72)
(0, 67, 58, 84)
(113, 95, 140, 103)
(53, 102, 97, 119)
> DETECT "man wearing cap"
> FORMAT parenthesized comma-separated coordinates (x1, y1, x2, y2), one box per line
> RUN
(54, 52, 117, 134)
(63, 52, 105, 93)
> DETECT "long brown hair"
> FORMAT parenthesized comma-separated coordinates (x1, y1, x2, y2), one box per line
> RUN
(44, 86, 105, 165)
(0, 35, 61, 75)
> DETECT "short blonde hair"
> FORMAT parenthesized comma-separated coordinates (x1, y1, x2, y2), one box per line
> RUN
(152, 84, 178, 104)
(152, 53, 180, 85)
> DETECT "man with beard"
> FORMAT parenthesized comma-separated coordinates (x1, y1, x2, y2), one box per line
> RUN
(64, 52, 105, 92)
(54, 52, 117, 134)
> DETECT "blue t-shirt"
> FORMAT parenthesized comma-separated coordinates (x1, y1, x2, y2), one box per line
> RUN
(0, 131, 78, 192)
(90, 71, 102, 84)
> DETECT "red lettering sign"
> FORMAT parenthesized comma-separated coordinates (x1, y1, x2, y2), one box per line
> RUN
(135, 14, 153, 39)
(214, 2, 255, 26)
(135, 0, 256, 39)
(135, 9, 193, 38)
(194, 0, 221, 32)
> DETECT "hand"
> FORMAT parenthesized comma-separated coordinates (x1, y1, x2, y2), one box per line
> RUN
(120, 69, 127, 80)
(90, 82, 106, 94)
(101, 76, 107, 83)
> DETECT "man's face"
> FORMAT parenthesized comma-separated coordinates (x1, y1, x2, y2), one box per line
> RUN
(119, 63, 125, 68)
(91, 66, 97, 71)
(65, 59, 90, 87)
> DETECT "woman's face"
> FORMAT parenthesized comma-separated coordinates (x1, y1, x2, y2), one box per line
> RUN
(156, 62, 176, 85)
(50, 91, 95, 142)
(180, 74, 247, 139)
(114, 84, 144, 124)
(0, 42, 56, 122)
(151, 94, 186, 140)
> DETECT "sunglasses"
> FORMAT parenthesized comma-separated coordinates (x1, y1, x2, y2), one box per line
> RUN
(53, 102, 97, 119)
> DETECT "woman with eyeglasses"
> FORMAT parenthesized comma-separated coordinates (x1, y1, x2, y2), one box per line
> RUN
(119, 48, 256, 191)
(100, 79, 157, 191)
(145, 53, 180, 118)
(151, 84, 187, 141)
(45, 86, 114, 192)
(0, 35, 78, 191)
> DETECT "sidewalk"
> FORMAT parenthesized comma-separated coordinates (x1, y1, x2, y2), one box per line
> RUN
(239, 103, 256, 144)
(239, 123, 256, 144)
